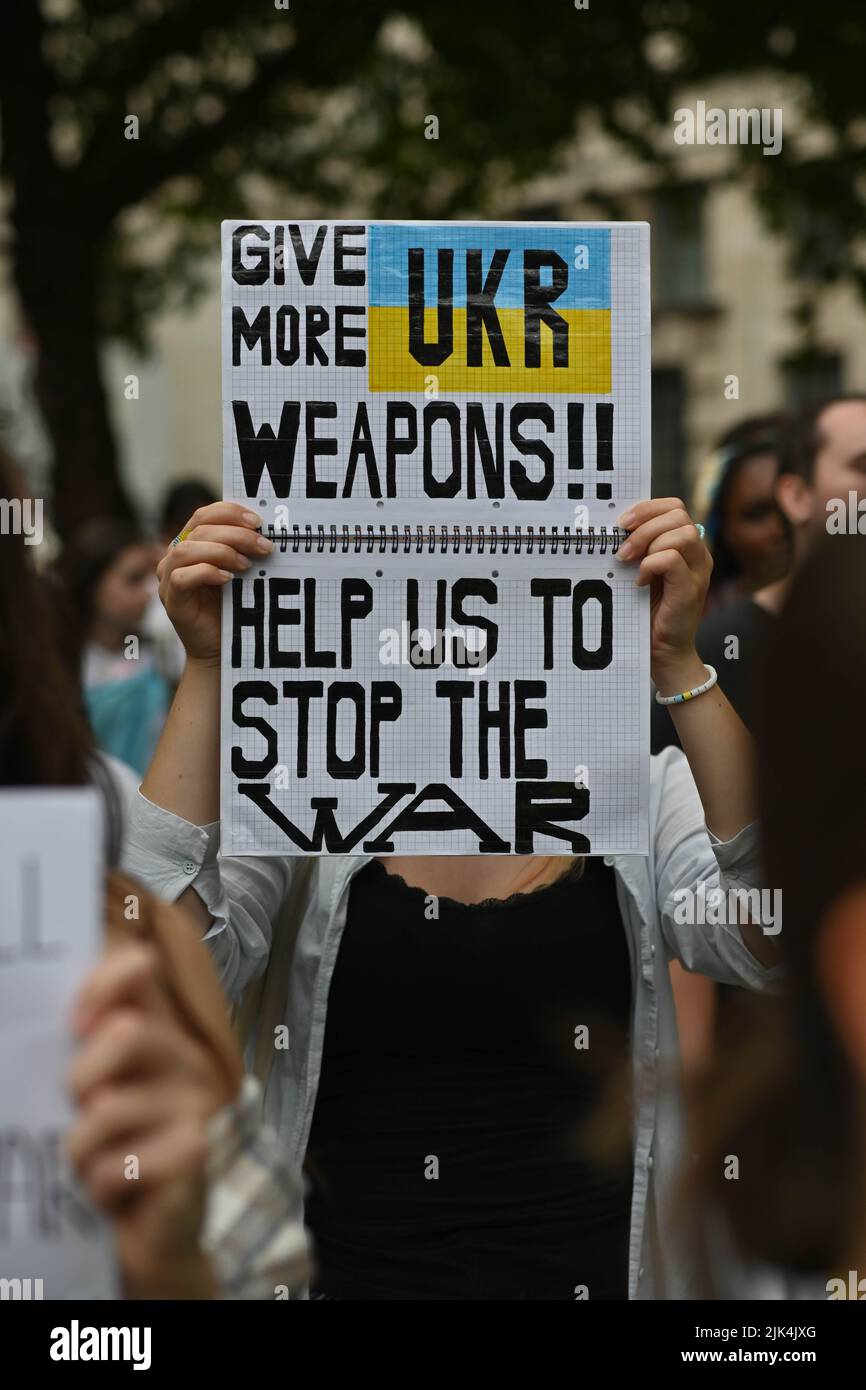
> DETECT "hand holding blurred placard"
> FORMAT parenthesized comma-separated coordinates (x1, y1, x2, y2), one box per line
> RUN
(0, 791, 117, 1300)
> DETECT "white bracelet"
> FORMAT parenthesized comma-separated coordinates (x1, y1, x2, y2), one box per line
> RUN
(655, 664, 718, 705)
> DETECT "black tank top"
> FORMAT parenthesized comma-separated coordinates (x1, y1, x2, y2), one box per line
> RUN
(305, 856, 633, 1300)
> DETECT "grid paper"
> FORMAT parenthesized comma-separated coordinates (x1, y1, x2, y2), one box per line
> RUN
(220, 221, 650, 855)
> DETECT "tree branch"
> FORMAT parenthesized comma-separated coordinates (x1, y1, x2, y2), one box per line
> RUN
(86, 42, 305, 224)
(80, 3, 386, 225)
(70, 0, 263, 95)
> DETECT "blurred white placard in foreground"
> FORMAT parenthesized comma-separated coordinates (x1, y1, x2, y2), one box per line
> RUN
(0, 790, 117, 1300)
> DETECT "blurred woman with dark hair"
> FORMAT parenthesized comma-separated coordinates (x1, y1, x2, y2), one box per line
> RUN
(694, 413, 791, 610)
(0, 454, 93, 789)
(54, 519, 170, 775)
(693, 531, 866, 1287)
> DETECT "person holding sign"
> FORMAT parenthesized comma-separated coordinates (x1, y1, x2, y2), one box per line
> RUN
(121, 493, 780, 1301)
(0, 446, 308, 1301)
(65, 875, 309, 1299)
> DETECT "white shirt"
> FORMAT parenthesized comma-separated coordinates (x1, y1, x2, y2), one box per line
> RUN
(121, 745, 783, 1299)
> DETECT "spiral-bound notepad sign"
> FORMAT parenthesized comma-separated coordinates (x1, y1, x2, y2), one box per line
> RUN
(221, 220, 651, 855)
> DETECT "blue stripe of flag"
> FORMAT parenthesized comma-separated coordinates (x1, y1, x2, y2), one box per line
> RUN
(369, 224, 610, 310)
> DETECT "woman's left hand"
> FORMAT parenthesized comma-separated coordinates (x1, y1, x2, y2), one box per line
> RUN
(617, 497, 712, 692)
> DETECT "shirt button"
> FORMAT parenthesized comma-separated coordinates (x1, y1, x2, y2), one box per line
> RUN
(654, 1047, 660, 1060)
(647, 1154, 654, 1169)
(182, 859, 197, 875)
(650, 942, 656, 956)
(638, 1266, 645, 1279)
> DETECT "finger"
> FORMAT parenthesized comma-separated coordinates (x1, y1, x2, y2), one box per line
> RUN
(184, 524, 273, 558)
(160, 540, 253, 577)
(68, 1011, 192, 1103)
(77, 1121, 207, 1208)
(636, 548, 698, 590)
(184, 501, 262, 534)
(619, 497, 689, 530)
(66, 1084, 176, 1171)
(163, 562, 234, 595)
(70, 944, 164, 1038)
(646, 523, 708, 566)
(617, 507, 692, 560)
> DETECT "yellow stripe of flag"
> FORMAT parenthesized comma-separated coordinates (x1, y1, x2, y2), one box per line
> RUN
(368, 307, 611, 393)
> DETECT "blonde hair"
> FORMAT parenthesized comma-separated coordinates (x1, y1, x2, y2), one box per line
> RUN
(505, 854, 584, 896)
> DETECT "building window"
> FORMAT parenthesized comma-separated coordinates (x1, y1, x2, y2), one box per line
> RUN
(651, 367, 686, 499)
(782, 353, 843, 411)
(651, 185, 707, 310)
(789, 207, 846, 283)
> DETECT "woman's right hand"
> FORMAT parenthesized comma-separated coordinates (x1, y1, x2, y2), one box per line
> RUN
(66, 940, 229, 1298)
(156, 502, 273, 663)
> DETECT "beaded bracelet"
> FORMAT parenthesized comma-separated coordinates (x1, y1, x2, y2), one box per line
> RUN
(655, 663, 718, 706)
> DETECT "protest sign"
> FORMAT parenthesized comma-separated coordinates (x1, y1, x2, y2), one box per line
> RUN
(221, 221, 650, 854)
(0, 791, 117, 1299)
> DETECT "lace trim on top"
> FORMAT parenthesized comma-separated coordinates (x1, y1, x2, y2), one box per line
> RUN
(363, 855, 587, 915)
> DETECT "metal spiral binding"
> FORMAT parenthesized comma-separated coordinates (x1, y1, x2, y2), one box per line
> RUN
(263, 523, 625, 557)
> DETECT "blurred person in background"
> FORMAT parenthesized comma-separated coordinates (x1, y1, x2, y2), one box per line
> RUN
(693, 532, 866, 1292)
(157, 480, 218, 548)
(656, 393, 866, 749)
(655, 412, 789, 1078)
(0, 444, 308, 1299)
(68, 874, 309, 1299)
(55, 519, 171, 776)
(658, 393, 866, 1087)
(695, 414, 791, 613)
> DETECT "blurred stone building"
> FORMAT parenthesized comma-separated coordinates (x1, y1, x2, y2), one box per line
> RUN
(512, 74, 866, 503)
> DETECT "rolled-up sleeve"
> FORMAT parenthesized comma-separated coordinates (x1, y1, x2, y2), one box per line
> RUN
(707, 817, 763, 891)
(122, 787, 221, 903)
(120, 789, 295, 998)
(652, 748, 783, 990)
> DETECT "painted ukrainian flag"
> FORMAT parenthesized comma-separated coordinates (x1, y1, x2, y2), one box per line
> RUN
(368, 224, 611, 394)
